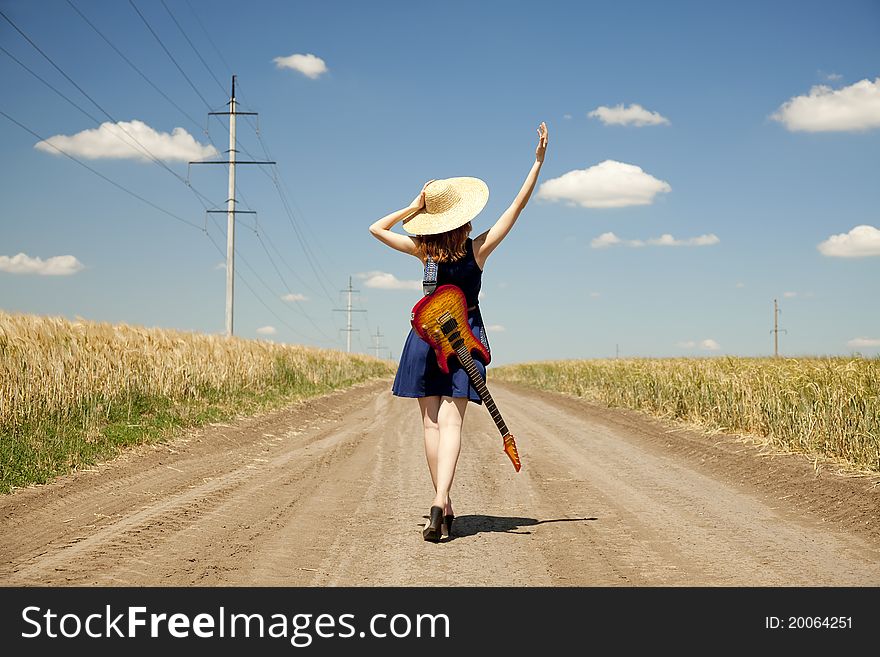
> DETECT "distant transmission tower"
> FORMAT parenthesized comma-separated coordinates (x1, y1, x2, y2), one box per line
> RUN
(189, 75, 274, 337)
(371, 326, 386, 359)
(333, 277, 366, 352)
(771, 298, 788, 357)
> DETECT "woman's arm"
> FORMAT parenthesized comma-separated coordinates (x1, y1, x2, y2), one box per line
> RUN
(368, 181, 433, 257)
(473, 122, 548, 269)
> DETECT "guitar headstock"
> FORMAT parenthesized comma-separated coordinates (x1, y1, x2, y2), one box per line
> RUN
(502, 433, 521, 472)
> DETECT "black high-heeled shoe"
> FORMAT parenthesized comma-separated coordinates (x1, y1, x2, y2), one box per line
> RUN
(423, 506, 444, 542)
(443, 513, 454, 538)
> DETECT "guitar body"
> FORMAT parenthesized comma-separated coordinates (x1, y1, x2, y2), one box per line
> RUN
(410, 284, 520, 472)
(411, 284, 490, 374)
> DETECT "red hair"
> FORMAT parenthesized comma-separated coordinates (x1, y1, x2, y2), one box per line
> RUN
(416, 222, 472, 263)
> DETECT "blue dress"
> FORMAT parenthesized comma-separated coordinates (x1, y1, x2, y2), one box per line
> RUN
(392, 238, 490, 404)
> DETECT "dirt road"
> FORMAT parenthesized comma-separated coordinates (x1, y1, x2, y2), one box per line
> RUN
(2, 379, 878, 586)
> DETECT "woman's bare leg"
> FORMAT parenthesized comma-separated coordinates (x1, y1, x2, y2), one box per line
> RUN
(433, 396, 468, 510)
(419, 397, 441, 494)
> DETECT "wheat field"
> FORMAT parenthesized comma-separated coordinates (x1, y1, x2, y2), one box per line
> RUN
(493, 357, 880, 472)
(0, 311, 394, 492)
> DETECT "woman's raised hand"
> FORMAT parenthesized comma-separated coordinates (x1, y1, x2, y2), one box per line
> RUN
(410, 180, 435, 211)
(535, 122, 548, 163)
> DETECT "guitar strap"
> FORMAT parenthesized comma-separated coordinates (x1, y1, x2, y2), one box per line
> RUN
(422, 256, 438, 297)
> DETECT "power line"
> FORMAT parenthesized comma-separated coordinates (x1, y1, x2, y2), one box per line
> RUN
(260, 157, 337, 304)
(183, 0, 233, 78)
(206, 216, 330, 345)
(217, 129, 328, 301)
(159, 0, 227, 98)
(253, 226, 336, 342)
(0, 44, 103, 125)
(191, 75, 336, 344)
(0, 44, 217, 212)
(64, 0, 204, 132)
(228, 163, 322, 303)
(127, 0, 214, 110)
(0, 108, 324, 346)
(355, 308, 370, 353)
(0, 110, 332, 343)
(0, 7, 218, 209)
(0, 108, 203, 231)
(179, 50, 338, 309)
(203, 227, 328, 344)
(238, 101, 338, 272)
(233, 82, 338, 296)
(63, 0, 246, 221)
(258, 225, 320, 297)
(268, 163, 338, 285)
(5, 5, 336, 348)
(0, 116, 323, 349)
(244, 108, 339, 278)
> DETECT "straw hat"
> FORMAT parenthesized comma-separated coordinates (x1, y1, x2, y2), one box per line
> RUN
(401, 177, 489, 236)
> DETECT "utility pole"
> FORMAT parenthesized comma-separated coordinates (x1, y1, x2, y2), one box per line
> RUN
(773, 298, 778, 357)
(189, 76, 274, 337)
(771, 298, 787, 357)
(372, 326, 386, 359)
(333, 277, 366, 353)
(224, 79, 237, 338)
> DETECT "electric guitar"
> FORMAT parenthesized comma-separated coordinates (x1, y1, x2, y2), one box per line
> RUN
(410, 284, 521, 472)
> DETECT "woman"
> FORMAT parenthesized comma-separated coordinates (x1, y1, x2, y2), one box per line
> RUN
(369, 122, 548, 542)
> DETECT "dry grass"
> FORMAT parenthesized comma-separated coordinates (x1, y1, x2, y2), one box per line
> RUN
(493, 357, 880, 472)
(0, 311, 394, 492)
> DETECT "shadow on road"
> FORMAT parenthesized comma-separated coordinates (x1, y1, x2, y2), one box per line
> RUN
(447, 515, 597, 539)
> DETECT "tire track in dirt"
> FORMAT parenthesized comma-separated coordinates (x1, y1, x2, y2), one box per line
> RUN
(1, 379, 877, 586)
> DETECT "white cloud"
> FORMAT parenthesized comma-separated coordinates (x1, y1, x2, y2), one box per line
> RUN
(817, 225, 880, 258)
(678, 338, 721, 351)
(355, 271, 421, 290)
(588, 103, 670, 127)
(214, 262, 226, 270)
(590, 232, 622, 248)
(282, 293, 309, 302)
(820, 71, 843, 82)
(34, 120, 217, 162)
(485, 324, 505, 332)
(848, 337, 880, 348)
(783, 291, 797, 298)
(273, 53, 328, 79)
(647, 233, 720, 247)
(771, 78, 880, 132)
(735, 282, 745, 288)
(591, 232, 719, 248)
(256, 326, 277, 335)
(0, 253, 84, 276)
(589, 291, 601, 298)
(563, 113, 573, 120)
(538, 160, 671, 208)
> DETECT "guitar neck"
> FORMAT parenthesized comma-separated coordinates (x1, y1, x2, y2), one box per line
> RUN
(454, 346, 509, 437)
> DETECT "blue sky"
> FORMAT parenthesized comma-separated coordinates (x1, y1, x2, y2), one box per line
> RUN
(1, 0, 879, 364)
